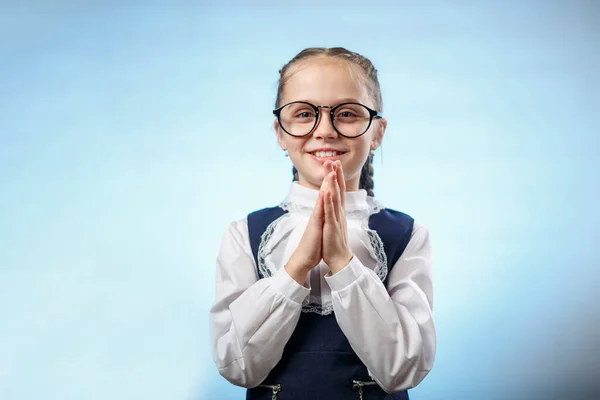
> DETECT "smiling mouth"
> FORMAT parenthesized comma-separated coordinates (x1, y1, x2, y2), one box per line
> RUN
(308, 150, 347, 158)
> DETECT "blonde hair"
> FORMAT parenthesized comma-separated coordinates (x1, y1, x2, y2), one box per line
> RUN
(276, 47, 383, 111)
(276, 47, 382, 196)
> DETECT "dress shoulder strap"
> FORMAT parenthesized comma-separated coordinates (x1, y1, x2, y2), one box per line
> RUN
(368, 208, 415, 274)
(247, 206, 287, 278)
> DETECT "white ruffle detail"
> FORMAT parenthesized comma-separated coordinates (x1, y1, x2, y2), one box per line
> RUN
(301, 296, 335, 315)
(279, 200, 309, 215)
(256, 183, 390, 315)
(364, 224, 389, 283)
(280, 196, 386, 220)
(365, 196, 386, 216)
(256, 213, 291, 279)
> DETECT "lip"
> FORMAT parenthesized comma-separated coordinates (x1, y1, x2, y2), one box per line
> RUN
(307, 147, 347, 153)
(308, 151, 346, 163)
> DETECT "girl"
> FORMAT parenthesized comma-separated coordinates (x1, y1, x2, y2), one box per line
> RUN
(209, 47, 435, 400)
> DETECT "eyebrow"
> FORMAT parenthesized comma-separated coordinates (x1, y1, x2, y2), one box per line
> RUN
(296, 98, 363, 105)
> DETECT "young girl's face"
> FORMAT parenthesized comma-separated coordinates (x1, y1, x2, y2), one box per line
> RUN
(275, 57, 386, 192)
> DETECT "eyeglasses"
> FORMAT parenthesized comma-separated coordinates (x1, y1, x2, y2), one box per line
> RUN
(273, 101, 382, 138)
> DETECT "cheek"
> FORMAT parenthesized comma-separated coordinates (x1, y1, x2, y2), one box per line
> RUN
(344, 139, 371, 173)
(286, 137, 308, 153)
(350, 138, 372, 158)
(286, 135, 308, 152)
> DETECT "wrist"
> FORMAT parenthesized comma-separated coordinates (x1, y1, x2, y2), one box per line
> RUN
(284, 262, 309, 286)
(328, 252, 354, 274)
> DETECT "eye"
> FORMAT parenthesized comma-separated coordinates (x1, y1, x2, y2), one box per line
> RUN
(296, 111, 316, 119)
(335, 109, 360, 120)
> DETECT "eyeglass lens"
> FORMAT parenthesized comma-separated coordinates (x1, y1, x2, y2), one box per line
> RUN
(279, 103, 372, 137)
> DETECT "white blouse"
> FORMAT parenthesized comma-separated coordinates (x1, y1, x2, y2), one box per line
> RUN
(209, 182, 436, 393)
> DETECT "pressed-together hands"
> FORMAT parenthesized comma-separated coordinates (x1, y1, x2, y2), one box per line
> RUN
(322, 161, 353, 274)
(284, 160, 354, 286)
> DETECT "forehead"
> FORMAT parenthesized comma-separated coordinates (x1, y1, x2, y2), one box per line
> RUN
(281, 58, 370, 105)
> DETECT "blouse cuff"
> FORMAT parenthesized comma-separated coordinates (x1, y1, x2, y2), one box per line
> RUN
(324, 255, 366, 292)
(270, 267, 310, 304)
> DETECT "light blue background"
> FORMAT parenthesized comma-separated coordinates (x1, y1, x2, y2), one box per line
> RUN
(1, 1, 598, 399)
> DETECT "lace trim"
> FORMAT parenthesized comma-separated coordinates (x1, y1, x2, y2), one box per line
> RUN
(301, 299, 334, 315)
(364, 223, 388, 282)
(366, 197, 386, 215)
(257, 201, 389, 316)
(257, 212, 291, 279)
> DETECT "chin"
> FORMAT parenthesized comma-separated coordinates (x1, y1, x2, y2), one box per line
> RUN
(296, 171, 325, 190)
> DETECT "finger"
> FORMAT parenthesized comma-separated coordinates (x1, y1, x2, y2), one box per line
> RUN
(325, 161, 334, 186)
(334, 161, 348, 239)
(336, 160, 346, 210)
(329, 170, 341, 219)
(320, 169, 329, 193)
(311, 190, 325, 226)
(321, 161, 335, 190)
(324, 189, 337, 224)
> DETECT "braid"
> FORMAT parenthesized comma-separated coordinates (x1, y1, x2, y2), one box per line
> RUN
(359, 152, 375, 197)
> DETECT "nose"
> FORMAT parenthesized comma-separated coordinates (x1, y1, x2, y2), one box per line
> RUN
(312, 108, 338, 140)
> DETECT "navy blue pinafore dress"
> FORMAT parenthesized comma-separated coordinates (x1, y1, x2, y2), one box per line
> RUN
(246, 205, 414, 400)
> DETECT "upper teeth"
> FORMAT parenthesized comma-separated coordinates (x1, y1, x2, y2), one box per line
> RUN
(313, 151, 342, 157)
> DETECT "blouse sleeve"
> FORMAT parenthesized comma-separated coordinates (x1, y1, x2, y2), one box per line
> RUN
(209, 219, 310, 388)
(324, 223, 436, 393)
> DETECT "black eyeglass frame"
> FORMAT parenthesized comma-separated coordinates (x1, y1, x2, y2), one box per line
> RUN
(273, 101, 383, 138)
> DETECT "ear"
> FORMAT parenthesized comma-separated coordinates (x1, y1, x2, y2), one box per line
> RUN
(371, 118, 387, 150)
(274, 119, 287, 151)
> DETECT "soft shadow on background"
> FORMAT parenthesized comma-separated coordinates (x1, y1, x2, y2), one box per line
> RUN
(1, 1, 598, 399)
